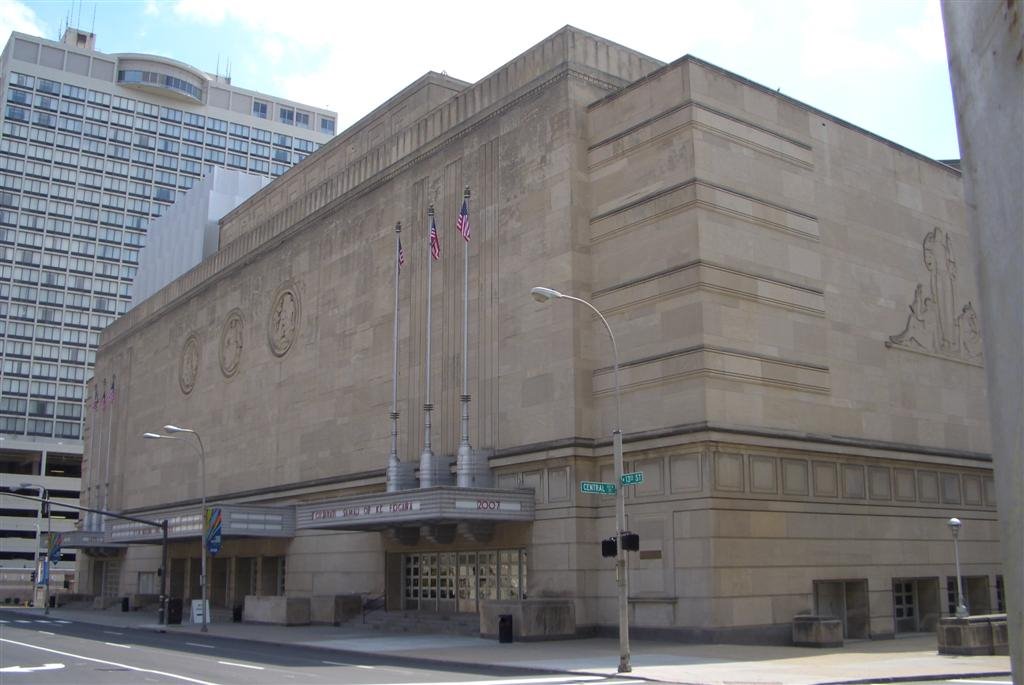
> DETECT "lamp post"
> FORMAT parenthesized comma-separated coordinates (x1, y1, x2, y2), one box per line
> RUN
(144, 426, 208, 632)
(947, 517, 968, 618)
(530, 286, 630, 673)
(18, 483, 49, 613)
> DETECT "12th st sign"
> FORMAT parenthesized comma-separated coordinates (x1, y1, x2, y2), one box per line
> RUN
(580, 481, 617, 495)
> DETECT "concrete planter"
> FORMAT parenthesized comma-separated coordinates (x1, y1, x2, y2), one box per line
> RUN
(480, 599, 575, 641)
(937, 614, 1008, 656)
(792, 615, 843, 647)
(242, 595, 310, 625)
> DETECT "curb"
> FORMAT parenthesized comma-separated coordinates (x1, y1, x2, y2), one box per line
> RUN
(816, 671, 1013, 685)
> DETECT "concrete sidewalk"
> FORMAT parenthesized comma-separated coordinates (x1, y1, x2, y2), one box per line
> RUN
(0, 606, 1012, 685)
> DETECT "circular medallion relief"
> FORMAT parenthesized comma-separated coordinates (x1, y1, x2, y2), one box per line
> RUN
(179, 334, 200, 394)
(219, 309, 245, 378)
(267, 285, 301, 357)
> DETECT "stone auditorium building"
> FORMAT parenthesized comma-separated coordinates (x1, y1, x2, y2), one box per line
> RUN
(71, 27, 1003, 643)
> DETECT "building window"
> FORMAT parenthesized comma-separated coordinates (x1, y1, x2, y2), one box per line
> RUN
(320, 117, 335, 135)
(278, 106, 294, 125)
(295, 111, 310, 129)
(252, 100, 268, 119)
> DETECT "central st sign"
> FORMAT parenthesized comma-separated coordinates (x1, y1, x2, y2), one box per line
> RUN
(580, 481, 617, 495)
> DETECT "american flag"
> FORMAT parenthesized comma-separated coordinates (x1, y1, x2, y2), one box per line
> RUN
(456, 198, 470, 242)
(398, 238, 406, 269)
(429, 215, 440, 261)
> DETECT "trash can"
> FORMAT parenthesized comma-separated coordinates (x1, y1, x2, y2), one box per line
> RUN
(121, 596, 130, 612)
(498, 614, 514, 643)
(167, 598, 183, 625)
(48, 595, 56, 608)
(232, 605, 243, 623)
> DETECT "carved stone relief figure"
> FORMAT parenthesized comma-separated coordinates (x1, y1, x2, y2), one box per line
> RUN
(268, 285, 301, 357)
(887, 227, 982, 363)
(219, 309, 244, 377)
(179, 334, 200, 394)
(957, 302, 983, 361)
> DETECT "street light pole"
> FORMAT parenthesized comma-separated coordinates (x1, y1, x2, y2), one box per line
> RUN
(144, 427, 208, 632)
(948, 517, 968, 618)
(18, 483, 47, 610)
(530, 286, 630, 673)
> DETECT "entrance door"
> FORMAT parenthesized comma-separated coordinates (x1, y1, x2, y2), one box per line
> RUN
(815, 579, 869, 638)
(210, 557, 229, 608)
(893, 578, 940, 632)
(457, 552, 477, 613)
(437, 552, 456, 613)
(233, 557, 256, 606)
(893, 580, 918, 632)
(402, 549, 525, 613)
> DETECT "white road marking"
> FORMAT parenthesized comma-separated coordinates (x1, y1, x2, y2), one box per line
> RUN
(951, 680, 1013, 684)
(14, 619, 31, 623)
(0, 619, 8, 623)
(341, 678, 609, 685)
(34, 619, 52, 623)
(54, 620, 71, 624)
(105, 642, 132, 648)
(0, 662, 65, 673)
(322, 660, 353, 666)
(104, 630, 124, 635)
(186, 642, 216, 649)
(217, 661, 264, 670)
(37, 630, 55, 636)
(0, 638, 220, 685)
(356, 664, 374, 669)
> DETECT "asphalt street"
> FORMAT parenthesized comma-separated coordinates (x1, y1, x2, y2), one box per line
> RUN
(0, 615, 640, 685)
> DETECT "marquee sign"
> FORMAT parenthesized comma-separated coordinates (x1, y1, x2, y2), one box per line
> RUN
(297, 486, 534, 531)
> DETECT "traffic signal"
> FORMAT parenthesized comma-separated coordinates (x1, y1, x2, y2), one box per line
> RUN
(601, 537, 617, 558)
(621, 531, 639, 552)
(30, 570, 36, 583)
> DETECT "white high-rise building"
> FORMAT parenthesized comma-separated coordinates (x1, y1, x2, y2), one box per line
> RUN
(0, 26, 336, 595)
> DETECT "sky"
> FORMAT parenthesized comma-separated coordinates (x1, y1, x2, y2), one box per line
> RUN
(1, 0, 960, 160)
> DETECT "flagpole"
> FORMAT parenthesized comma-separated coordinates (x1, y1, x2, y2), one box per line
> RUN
(387, 222, 402, 492)
(457, 187, 473, 468)
(101, 376, 114, 530)
(419, 206, 436, 485)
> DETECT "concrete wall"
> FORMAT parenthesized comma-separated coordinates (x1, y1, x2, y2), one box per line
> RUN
(942, 0, 1023, 676)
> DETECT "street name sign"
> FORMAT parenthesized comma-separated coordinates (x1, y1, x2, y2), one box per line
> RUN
(620, 471, 644, 486)
(580, 481, 617, 495)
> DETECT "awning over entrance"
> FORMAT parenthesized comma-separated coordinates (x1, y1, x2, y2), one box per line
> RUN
(104, 504, 295, 544)
(296, 486, 536, 531)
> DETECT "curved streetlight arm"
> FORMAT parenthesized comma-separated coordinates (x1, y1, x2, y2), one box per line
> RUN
(553, 293, 621, 436)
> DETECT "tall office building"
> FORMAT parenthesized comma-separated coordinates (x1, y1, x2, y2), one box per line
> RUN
(0, 26, 336, 593)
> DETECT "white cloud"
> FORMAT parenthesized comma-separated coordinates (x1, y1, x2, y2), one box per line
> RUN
(0, 0, 49, 42)
(143, 0, 161, 17)
(158, 0, 953, 156)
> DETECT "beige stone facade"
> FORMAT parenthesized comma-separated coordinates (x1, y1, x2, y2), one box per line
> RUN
(78, 27, 1002, 642)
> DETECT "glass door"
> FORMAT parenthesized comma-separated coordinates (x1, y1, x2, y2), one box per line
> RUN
(438, 552, 456, 612)
(457, 552, 477, 613)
